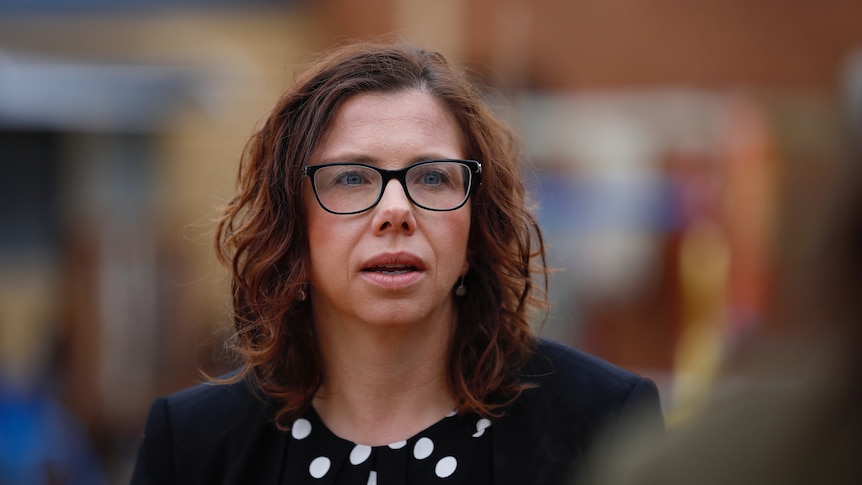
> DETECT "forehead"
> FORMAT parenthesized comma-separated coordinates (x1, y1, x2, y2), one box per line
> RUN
(312, 90, 466, 164)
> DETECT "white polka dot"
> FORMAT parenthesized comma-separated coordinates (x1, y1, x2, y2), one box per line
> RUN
(366, 470, 378, 485)
(473, 418, 491, 438)
(309, 456, 331, 478)
(413, 437, 434, 460)
(291, 418, 312, 440)
(388, 440, 407, 449)
(350, 444, 372, 465)
(435, 456, 458, 478)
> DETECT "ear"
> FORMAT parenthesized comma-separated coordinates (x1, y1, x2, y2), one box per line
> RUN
(461, 259, 470, 276)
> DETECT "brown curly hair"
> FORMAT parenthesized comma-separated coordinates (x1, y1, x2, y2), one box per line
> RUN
(215, 39, 547, 429)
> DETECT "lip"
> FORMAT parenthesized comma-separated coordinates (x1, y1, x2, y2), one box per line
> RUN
(359, 252, 426, 289)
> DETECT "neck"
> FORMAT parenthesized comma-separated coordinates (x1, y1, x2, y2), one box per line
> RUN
(312, 314, 456, 446)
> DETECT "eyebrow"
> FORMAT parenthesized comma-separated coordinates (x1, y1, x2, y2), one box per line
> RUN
(314, 154, 460, 166)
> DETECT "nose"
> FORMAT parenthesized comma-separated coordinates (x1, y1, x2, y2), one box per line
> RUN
(372, 179, 416, 234)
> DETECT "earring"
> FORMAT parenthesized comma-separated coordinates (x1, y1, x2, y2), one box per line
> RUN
(297, 285, 307, 302)
(455, 276, 467, 297)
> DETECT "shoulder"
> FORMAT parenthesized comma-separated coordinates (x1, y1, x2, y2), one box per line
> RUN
(131, 374, 284, 484)
(515, 337, 663, 433)
(161, 375, 266, 428)
(491, 339, 663, 484)
(525, 338, 651, 397)
(154, 374, 275, 452)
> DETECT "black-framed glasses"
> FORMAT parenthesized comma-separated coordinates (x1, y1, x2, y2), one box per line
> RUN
(303, 159, 482, 215)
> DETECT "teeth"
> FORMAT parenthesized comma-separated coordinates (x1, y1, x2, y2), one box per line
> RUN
(368, 264, 415, 274)
(380, 269, 410, 275)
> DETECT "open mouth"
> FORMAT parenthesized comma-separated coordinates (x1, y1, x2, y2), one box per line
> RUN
(363, 264, 418, 275)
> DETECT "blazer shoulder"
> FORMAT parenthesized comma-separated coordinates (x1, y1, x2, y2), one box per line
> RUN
(527, 338, 649, 395)
(522, 338, 663, 428)
(160, 373, 276, 450)
(131, 373, 282, 484)
(165, 374, 263, 421)
(491, 339, 663, 484)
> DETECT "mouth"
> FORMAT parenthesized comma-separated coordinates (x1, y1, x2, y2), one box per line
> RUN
(359, 253, 425, 289)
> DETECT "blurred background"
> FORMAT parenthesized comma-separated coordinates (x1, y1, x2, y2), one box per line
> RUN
(1, 0, 861, 483)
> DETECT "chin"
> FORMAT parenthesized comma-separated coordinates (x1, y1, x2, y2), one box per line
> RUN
(360, 301, 453, 330)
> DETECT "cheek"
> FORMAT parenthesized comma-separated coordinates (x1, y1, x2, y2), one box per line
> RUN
(456, 216, 471, 250)
(305, 196, 340, 266)
(307, 211, 339, 254)
(437, 211, 471, 268)
(306, 218, 346, 292)
(305, 204, 364, 274)
(305, 185, 335, 235)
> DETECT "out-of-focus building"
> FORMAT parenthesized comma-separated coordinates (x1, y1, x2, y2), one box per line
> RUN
(0, 1, 322, 481)
(1, 0, 861, 482)
(315, 0, 862, 422)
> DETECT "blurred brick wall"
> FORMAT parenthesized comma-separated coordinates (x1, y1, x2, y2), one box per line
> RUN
(317, 0, 862, 90)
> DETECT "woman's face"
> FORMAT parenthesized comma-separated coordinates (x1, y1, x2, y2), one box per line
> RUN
(304, 89, 471, 332)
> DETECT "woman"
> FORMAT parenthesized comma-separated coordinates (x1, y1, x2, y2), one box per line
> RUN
(131, 40, 663, 485)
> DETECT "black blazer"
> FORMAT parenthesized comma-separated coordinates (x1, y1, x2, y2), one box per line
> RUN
(131, 339, 663, 484)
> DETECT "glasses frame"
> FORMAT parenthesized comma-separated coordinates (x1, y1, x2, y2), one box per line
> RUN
(303, 159, 482, 215)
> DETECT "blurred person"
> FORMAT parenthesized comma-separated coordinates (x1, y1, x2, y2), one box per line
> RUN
(581, 107, 862, 485)
(0, 278, 107, 485)
(130, 40, 663, 485)
(0, 378, 108, 485)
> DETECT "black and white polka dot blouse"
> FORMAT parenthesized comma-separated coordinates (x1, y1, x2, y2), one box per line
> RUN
(282, 408, 493, 484)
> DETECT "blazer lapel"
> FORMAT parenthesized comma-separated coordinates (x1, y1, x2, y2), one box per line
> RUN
(223, 394, 290, 484)
(491, 344, 585, 485)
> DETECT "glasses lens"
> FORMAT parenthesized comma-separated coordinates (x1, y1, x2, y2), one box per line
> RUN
(312, 165, 382, 213)
(310, 161, 474, 214)
(407, 161, 471, 210)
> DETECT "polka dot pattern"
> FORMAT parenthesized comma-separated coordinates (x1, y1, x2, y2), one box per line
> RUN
(292, 418, 312, 440)
(387, 440, 407, 450)
(285, 409, 492, 483)
(309, 456, 330, 478)
(473, 418, 491, 438)
(350, 444, 372, 465)
(435, 456, 457, 478)
(413, 437, 434, 460)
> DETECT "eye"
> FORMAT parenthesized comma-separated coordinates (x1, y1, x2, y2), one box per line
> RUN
(332, 169, 371, 187)
(343, 173, 364, 185)
(411, 166, 452, 187)
(419, 170, 445, 185)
